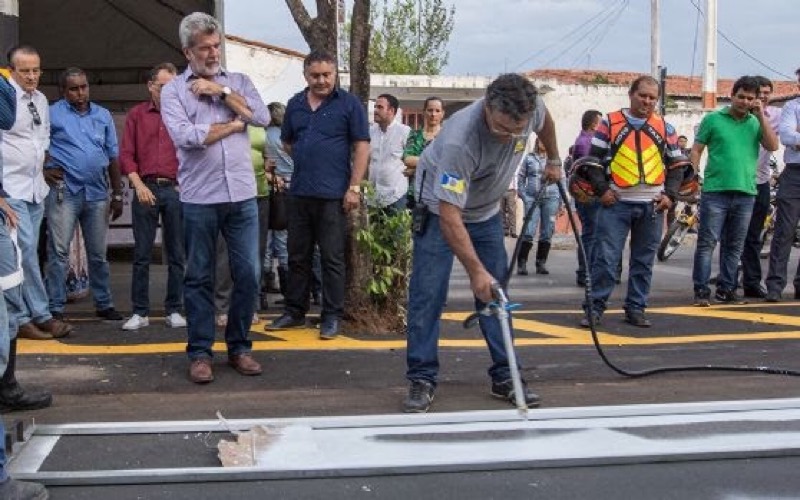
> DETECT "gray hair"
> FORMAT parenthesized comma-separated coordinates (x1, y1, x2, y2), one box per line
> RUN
(179, 12, 222, 49)
(485, 73, 538, 121)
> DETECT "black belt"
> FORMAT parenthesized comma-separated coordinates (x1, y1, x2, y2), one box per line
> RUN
(141, 176, 177, 186)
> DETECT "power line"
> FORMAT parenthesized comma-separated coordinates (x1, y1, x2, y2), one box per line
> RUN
(568, 0, 630, 70)
(688, 1, 701, 81)
(513, 0, 626, 71)
(686, 0, 793, 80)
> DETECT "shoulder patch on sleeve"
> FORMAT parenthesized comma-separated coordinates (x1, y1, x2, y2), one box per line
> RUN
(441, 172, 466, 194)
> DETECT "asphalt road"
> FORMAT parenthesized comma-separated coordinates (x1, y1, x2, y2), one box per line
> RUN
(7, 236, 800, 499)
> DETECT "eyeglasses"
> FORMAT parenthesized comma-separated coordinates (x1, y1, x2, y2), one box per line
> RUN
(27, 102, 41, 126)
(485, 107, 528, 141)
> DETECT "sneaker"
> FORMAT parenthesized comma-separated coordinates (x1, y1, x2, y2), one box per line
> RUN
(765, 290, 782, 303)
(403, 380, 435, 413)
(0, 478, 48, 500)
(216, 314, 228, 327)
(693, 290, 711, 307)
(96, 307, 123, 321)
(265, 313, 306, 331)
(624, 310, 652, 328)
(165, 312, 187, 328)
(714, 289, 747, 304)
(122, 314, 149, 331)
(320, 317, 340, 340)
(579, 311, 602, 328)
(491, 379, 541, 408)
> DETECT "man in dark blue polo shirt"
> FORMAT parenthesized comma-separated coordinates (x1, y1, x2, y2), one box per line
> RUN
(266, 51, 370, 339)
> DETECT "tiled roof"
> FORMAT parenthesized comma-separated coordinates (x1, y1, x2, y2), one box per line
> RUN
(525, 69, 798, 101)
(225, 34, 307, 60)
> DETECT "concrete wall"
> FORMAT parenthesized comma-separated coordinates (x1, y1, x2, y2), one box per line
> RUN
(224, 38, 306, 105)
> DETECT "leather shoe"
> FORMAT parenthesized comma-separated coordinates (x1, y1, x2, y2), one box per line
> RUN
(265, 313, 305, 331)
(228, 353, 263, 376)
(16, 322, 53, 341)
(35, 318, 73, 338)
(742, 286, 768, 299)
(0, 383, 53, 413)
(189, 358, 214, 384)
(320, 317, 340, 340)
(765, 290, 782, 303)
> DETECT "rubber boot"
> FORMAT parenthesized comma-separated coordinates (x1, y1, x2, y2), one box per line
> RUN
(535, 241, 551, 275)
(0, 339, 52, 413)
(517, 240, 533, 276)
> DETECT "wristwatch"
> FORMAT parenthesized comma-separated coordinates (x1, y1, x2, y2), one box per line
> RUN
(112, 193, 123, 202)
(220, 86, 232, 100)
(348, 185, 362, 194)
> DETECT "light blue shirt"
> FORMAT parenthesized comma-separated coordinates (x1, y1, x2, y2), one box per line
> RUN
(48, 99, 118, 201)
(779, 98, 800, 165)
(265, 125, 293, 178)
(160, 67, 270, 204)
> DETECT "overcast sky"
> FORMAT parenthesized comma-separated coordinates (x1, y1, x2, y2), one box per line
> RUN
(225, 0, 798, 82)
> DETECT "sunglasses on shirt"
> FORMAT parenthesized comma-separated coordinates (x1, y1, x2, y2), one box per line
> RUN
(28, 102, 42, 126)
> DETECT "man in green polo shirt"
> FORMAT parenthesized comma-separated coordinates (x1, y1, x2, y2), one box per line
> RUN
(691, 76, 779, 306)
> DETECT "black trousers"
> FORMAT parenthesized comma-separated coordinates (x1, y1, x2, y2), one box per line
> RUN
(740, 181, 771, 289)
(766, 167, 800, 294)
(284, 196, 346, 319)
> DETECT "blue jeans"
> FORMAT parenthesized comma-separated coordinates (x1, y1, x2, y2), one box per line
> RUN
(5, 198, 50, 324)
(519, 195, 559, 243)
(265, 230, 288, 271)
(589, 201, 662, 314)
(0, 287, 9, 483)
(45, 188, 114, 312)
(575, 200, 600, 282)
(130, 183, 184, 316)
(183, 199, 259, 360)
(0, 216, 18, 481)
(406, 212, 515, 385)
(692, 192, 755, 294)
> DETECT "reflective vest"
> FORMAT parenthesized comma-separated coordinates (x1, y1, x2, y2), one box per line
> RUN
(607, 110, 667, 188)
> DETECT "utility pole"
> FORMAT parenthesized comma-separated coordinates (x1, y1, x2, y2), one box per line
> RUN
(651, 0, 660, 78)
(702, 0, 718, 109)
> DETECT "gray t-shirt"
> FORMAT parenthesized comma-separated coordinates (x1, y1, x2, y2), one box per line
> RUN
(414, 97, 546, 223)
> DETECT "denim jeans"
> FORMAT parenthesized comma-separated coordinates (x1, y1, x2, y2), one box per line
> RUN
(575, 200, 600, 282)
(588, 201, 662, 314)
(406, 212, 515, 385)
(130, 183, 184, 316)
(519, 195, 559, 243)
(5, 198, 50, 324)
(692, 192, 755, 294)
(0, 283, 9, 482)
(284, 196, 345, 320)
(45, 188, 114, 313)
(183, 199, 259, 360)
(265, 230, 289, 271)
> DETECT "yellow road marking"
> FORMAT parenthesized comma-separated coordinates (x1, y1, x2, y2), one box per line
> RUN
(14, 305, 800, 355)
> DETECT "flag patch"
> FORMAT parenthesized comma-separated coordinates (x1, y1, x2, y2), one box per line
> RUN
(441, 173, 465, 194)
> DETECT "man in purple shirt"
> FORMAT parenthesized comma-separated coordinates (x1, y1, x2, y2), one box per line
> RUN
(161, 12, 270, 384)
(573, 109, 602, 286)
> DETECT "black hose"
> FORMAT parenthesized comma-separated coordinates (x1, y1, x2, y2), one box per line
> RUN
(554, 181, 800, 378)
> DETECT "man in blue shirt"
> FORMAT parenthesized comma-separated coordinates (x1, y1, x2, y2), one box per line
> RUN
(44, 67, 124, 321)
(0, 64, 49, 500)
(267, 51, 370, 339)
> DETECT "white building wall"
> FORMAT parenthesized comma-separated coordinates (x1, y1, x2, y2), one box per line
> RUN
(225, 39, 306, 105)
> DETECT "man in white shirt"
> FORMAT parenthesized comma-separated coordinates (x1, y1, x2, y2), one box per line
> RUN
(1, 45, 72, 341)
(369, 94, 410, 212)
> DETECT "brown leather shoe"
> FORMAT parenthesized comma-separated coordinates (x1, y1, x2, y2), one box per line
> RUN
(16, 322, 53, 341)
(34, 318, 73, 339)
(189, 358, 214, 384)
(228, 353, 262, 376)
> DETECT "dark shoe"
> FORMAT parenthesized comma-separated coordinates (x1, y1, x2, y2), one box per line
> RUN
(491, 379, 540, 408)
(16, 322, 53, 341)
(795, 289, 800, 300)
(693, 290, 711, 307)
(320, 317, 340, 340)
(96, 307, 123, 321)
(0, 383, 53, 413)
(765, 290, 782, 303)
(189, 358, 214, 384)
(624, 310, 652, 328)
(265, 313, 306, 331)
(0, 478, 48, 500)
(535, 262, 549, 275)
(535, 241, 551, 275)
(579, 311, 602, 328)
(516, 259, 528, 276)
(714, 289, 747, 304)
(35, 318, 73, 339)
(403, 379, 435, 413)
(228, 353, 263, 376)
(742, 285, 768, 299)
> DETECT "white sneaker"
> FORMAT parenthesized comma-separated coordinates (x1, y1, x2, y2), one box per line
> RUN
(166, 312, 187, 328)
(122, 314, 149, 331)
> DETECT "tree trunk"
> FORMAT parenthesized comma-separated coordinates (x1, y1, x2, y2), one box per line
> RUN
(284, 0, 338, 58)
(348, 0, 371, 104)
